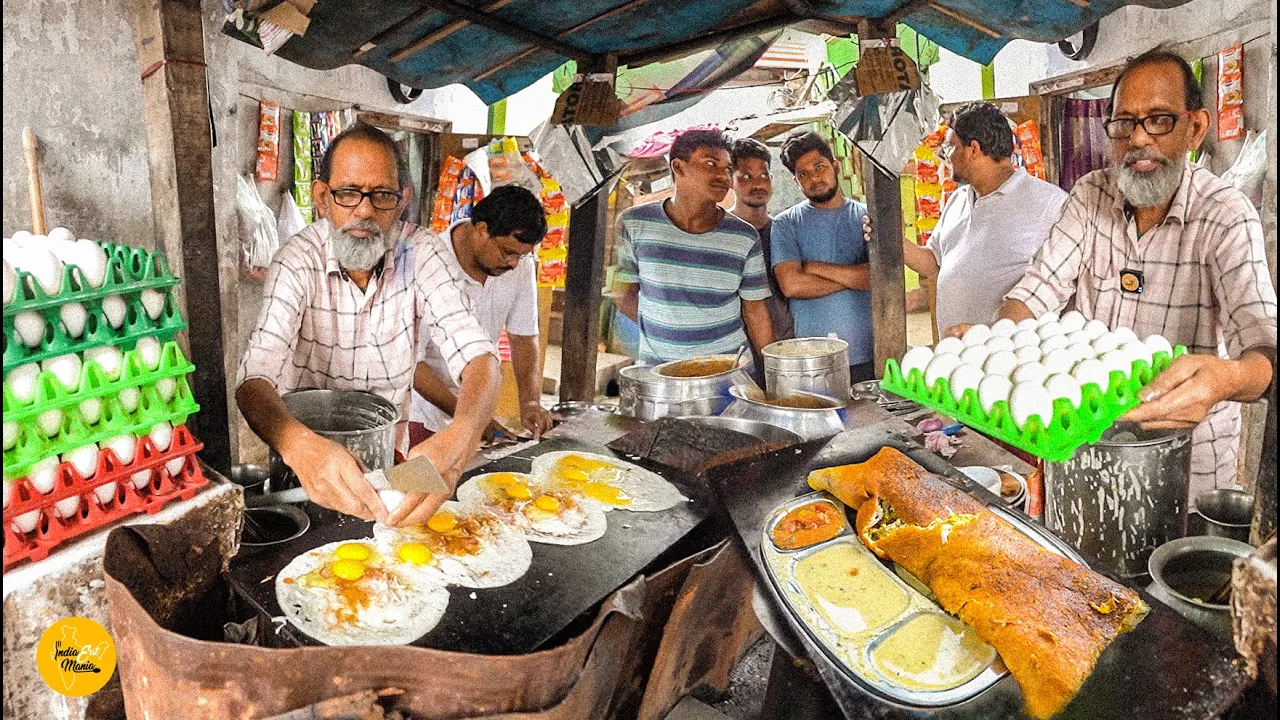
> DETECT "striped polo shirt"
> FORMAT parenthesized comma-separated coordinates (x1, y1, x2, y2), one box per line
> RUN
(616, 200, 771, 363)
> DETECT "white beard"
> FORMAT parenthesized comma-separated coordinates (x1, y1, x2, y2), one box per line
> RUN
(1115, 149, 1183, 208)
(331, 220, 394, 271)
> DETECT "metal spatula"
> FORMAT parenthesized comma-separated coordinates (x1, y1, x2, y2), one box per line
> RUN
(364, 456, 449, 495)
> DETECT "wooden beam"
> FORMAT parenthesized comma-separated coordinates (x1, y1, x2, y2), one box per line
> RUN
(410, 0, 595, 62)
(133, 0, 232, 473)
(619, 12, 800, 68)
(926, 2, 1001, 39)
(558, 183, 613, 402)
(386, 0, 516, 62)
(472, 0, 658, 81)
(861, 154, 907, 378)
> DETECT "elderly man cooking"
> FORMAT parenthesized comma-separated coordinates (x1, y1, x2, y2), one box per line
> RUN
(948, 50, 1277, 501)
(237, 123, 502, 527)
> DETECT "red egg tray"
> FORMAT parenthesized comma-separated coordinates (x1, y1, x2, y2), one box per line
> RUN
(2, 423, 208, 572)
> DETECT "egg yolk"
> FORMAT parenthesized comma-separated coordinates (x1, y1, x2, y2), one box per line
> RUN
(488, 472, 523, 487)
(582, 482, 631, 506)
(397, 543, 434, 565)
(503, 482, 532, 500)
(533, 495, 561, 512)
(560, 455, 616, 472)
(427, 512, 458, 533)
(554, 467, 590, 486)
(331, 558, 366, 581)
(333, 543, 372, 561)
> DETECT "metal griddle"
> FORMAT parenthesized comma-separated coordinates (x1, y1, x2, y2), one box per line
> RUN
(228, 438, 713, 655)
(708, 425, 1253, 719)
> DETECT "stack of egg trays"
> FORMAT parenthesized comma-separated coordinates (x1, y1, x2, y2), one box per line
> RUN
(3, 240, 185, 367)
(2, 424, 208, 570)
(879, 346, 1186, 463)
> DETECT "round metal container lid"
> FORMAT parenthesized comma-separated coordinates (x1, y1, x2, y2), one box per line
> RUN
(1097, 422, 1193, 447)
(652, 354, 747, 379)
(763, 336, 849, 360)
(282, 389, 399, 436)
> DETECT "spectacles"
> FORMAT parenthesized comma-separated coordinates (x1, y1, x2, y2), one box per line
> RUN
(329, 187, 403, 210)
(1103, 112, 1191, 139)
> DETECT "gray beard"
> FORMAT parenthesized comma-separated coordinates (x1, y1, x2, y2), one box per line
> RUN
(1115, 149, 1183, 208)
(331, 220, 394, 271)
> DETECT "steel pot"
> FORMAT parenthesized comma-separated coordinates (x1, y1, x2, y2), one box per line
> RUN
(762, 336, 851, 402)
(1044, 423, 1192, 579)
(1192, 489, 1255, 543)
(267, 389, 399, 491)
(617, 357, 756, 421)
(1147, 535, 1253, 640)
(719, 385, 846, 441)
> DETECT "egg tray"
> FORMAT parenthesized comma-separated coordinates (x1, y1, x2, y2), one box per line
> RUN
(879, 345, 1187, 463)
(4, 378, 199, 480)
(760, 492, 1006, 707)
(2, 424, 207, 572)
(3, 239, 180, 319)
(3, 339, 195, 425)
(2, 287, 186, 369)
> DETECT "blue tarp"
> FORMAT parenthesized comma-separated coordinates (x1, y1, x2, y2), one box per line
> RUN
(259, 1, 1193, 105)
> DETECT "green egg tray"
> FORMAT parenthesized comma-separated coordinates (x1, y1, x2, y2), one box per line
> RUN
(3, 240, 180, 319)
(878, 346, 1187, 463)
(4, 377, 199, 480)
(3, 340, 195, 425)
(2, 289, 187, 369)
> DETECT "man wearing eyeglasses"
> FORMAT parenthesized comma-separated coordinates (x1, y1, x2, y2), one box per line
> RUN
(954, 50, 1277, 500)
(237, 123, 503, 527)
(409, 185, 554, 446)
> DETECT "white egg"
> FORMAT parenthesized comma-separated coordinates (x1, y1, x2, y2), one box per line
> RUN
(1012, 361, 1049, 386)
(93, 481, 119, 505)
(164, 454, 186, 478)
(63, 443, 99, 480)
(1144, 334, 1174, 359)
(48, 227, 76, 244)
(379, 489, 405, 515)
(1039, 334, 1069, 354)
(118, 386, 140, 413)
(3, 422, 18, 451)
(1072, 358, 1112, 392)
(5, 362, 41, 403)
(978, 375, 1014, 413)
(84, 345, 124, 381)
(72, 240, 109, 288)
(1099, 349, 1133, 378)
(949, 363, 985, 400)
(37, 409, 64, 437)
(11, 510, 41, 534)
(990, 318, 1018, 337)
(13, 244, 63, 297)
(1065, 329, 1093, 347)
(149, 421, 174, 452)
(11, 230, 33, 244)
(136, 336, 162, 371)
(102, 295, 128, 329)
(2, 259, 15, 305)
(130, 467, 153, 490)
(155, 377, 177, 403)
(28, 457, 61, 494)
(1092, 332, 1122, 355)
(1036, 311, 1061, 326)
(900, 346, 935, 377)
(962, 324, 992, 347)
(15, 310, 47, 347)
(140, 289, 166, 320)
(1015, 345, 1042, 364)
(983, 350, 1020, 377)
(1036, 321, 1064, 340)
(59, 302, 88, 338)
(41, 353, 82, 392)
(2, 478, 11, 509)
(1065, 342, 1097, 364)
(934, 336, 965, 357)
(1041, 349, 1077, 376)
(959, 345, 991, 367)
(924, 354, 963, 390)
(983, 335, 1016, 353)
(1044, 373, 1083, 407)
(54, 494, 81, 519)
(102, 434, 137, 466)
(1058, 311, 1087, 334)
(1012, 329, 1040, 349)
(1112, 327, 1139, 344)
(79, 398, 103, 425)
(1082, 319, 1110, 340)
(1009, 382, 1055, 429)
(1121, 340, 1153, 368)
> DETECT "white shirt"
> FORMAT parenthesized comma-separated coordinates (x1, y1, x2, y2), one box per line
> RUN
(928, 169, 1068, 334)
(411, 220, 539, 431)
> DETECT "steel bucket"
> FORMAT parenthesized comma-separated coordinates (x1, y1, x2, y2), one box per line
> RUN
(617, 357, 756, 421)
(267, 389, 399, 492)
(1191, 489, 1255, 543)
(762, 336, 851, 402)
(1044, 423, 1192, 579)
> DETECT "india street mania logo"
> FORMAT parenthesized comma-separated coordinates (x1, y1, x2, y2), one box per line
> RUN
(36, 617, 117, 697)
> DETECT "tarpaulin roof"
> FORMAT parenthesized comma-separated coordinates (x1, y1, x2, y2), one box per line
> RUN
(251, 0, 1194, 105)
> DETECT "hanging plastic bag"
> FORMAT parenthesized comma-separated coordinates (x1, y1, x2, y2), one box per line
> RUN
(277, 189, 308, 242)
(1220, 130, 1267, 203)
(236, 175, 280, 269)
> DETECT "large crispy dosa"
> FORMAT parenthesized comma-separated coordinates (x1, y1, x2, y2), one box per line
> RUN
(808, 447, 1148, 719)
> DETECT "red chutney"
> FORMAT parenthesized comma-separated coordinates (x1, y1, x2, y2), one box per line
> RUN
(771, 501, 845, 550)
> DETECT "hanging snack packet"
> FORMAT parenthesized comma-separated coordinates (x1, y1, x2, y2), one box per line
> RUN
(255, 100, 281, 182)
(1217, 45, 1244, 142)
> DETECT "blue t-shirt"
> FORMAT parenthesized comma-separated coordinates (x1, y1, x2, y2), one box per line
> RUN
(769, 199, 873, 364)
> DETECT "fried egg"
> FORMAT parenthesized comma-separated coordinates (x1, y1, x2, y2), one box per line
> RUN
(276, 540, 449, 646)
(373, 501, 531, 588)
(456, 471, 607, 546)
(530, 451, 687, 513)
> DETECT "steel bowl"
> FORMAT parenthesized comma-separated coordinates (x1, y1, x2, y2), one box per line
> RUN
(1193, 489, 1255, 543)
(674, 415, 803, 446)
(268, 389, 399, 491)
(720, 385, 846, 441)
(1147, 535, 1254, 639)
(229, 463, 268, 496)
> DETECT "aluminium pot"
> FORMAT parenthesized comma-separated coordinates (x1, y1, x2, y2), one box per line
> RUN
(1147, 535, 1253, 640)
(762, 336, 851, 402)
(719, 385, 846, 441)
(617, 356, 756, 421)
(267, 389, 399, 492)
